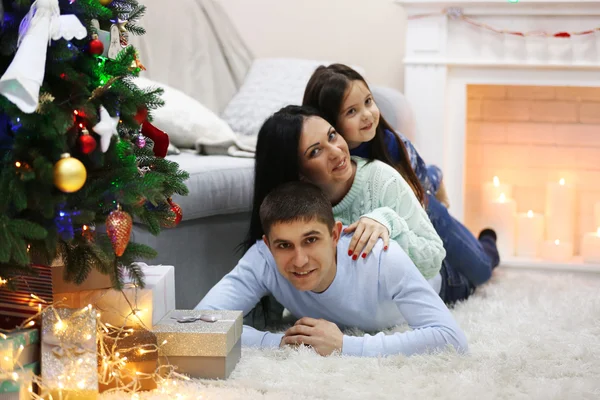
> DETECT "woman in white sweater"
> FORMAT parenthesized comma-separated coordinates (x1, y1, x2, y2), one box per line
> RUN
(244, 105, 445, 281)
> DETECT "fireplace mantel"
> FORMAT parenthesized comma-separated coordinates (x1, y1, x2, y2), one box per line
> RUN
(396, 0, 600, 16)
(397, 0, 600, 223)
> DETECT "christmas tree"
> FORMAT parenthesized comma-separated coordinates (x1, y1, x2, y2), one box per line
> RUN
(0, 0, 188, 291)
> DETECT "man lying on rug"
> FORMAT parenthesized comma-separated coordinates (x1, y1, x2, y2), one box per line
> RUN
(196, 181, 468, 357)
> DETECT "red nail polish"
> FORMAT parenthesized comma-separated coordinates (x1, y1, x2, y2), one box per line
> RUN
(384, 246, 388, 251)
(352, 254, 358, 261)
(361, 253, 366, 259)
(348, 250, 353, 256)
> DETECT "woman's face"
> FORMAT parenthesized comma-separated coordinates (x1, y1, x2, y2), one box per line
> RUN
(336, 80, 380, 150)
(298, 116, 353, 189)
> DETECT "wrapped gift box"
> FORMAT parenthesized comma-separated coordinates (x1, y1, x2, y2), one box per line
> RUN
(51, 265, 112, 294)
(41, 307, 98, 399)
(57, 265, 175, 328)
(0, 255, 108, 330)
(153, 310, 242, 379)
(0, 264, 52, 330)
(0, 329, 39, 371)
(0, 363, 36, 400)
(99, 329, 158, 392)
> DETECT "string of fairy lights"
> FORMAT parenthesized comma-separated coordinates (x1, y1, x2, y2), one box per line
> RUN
(0, 289, 193, 398)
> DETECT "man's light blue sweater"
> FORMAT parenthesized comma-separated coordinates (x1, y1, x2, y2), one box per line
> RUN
(196, 235, 468, 357)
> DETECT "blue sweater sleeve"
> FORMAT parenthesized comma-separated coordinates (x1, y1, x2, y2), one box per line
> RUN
(341, 245, 468, 357)
(195, 244, 284, 349)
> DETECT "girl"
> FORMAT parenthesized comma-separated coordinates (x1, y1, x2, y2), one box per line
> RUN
(302, 63, 500, 302)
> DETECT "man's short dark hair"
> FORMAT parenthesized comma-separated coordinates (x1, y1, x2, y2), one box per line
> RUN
(259, 181, 335, 236)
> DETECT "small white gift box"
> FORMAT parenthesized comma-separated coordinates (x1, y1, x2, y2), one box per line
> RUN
(57, 264, 175, 328)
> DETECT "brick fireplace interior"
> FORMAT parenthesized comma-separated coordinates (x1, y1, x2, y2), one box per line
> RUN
(465, 84, 600, 254)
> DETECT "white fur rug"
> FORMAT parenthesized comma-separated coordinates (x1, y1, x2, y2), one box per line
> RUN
(103, 268, 600, 400)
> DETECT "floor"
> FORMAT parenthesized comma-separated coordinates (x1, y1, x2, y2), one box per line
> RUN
(102, 268, 600, 400)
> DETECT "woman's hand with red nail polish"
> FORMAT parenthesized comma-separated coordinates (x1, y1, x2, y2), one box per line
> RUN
(346, 217, 390, 259)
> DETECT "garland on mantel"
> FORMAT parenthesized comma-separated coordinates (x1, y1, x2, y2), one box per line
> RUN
(409, 7, 600, 37)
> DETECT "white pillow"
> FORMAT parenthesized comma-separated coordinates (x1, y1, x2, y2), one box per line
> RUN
(133, 76, 237, 150)
(221, 58, 365, 137)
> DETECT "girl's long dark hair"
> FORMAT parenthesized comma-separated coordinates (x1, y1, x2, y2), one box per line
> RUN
(303, 63, 426, 205)
(242, 105, 324, 252)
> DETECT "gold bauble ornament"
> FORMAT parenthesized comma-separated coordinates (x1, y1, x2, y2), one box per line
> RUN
(53, 153, 87, 193)
(99, 0, 114, 6)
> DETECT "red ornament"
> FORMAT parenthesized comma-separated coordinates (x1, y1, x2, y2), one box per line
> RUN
(134, 107, 148, 125)
(78, 129, 97, 154)
(162, 198, 183, 228)
(89, 36, 104, 55)
(141, 121, 169, 158)
(106, 206, 132, 257)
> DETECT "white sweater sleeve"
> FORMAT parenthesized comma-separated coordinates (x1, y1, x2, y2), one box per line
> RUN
(195, 244, 283, 349)
(341, 245, 468, 357)
(363, 165, 445, 280)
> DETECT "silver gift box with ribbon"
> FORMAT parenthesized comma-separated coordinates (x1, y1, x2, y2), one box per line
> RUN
(152, 310, 242, 379)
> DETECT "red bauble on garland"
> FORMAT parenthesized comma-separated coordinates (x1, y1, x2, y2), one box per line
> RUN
(161, 198, 183, 228)
(78, 128, 97, 154)
(89, 34, 104, 55)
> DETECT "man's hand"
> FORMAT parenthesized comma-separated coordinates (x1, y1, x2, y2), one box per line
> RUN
(435, 180, 450, 209)
(281, 317, 343, 356)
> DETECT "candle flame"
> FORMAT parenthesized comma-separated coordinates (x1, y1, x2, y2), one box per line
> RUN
(554, 239, 560, 245)
(493, 176, 500, 187)
(498, 193, 506, 203)
(527, 210, 534, 218)
(559, 178, 565, 185)
(597, 227, 600, 236)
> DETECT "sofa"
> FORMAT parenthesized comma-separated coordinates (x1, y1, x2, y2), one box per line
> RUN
(130, 0, 416, 309)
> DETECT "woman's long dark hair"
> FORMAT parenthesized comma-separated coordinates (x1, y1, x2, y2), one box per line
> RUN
(303, 63, 426, 205)
(242, 105, 324, 252)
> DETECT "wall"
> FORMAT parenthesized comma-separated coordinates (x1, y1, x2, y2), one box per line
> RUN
(219, 0, 407, 90)
(465, 85, 600, 253)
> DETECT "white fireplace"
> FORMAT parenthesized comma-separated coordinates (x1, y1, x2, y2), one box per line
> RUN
(399, 0, 600, 271)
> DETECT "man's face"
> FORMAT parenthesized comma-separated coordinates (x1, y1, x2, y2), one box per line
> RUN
(263, 218, 342, 293)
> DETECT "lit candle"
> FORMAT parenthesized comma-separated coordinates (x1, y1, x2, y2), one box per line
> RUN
(581, 228, 600, 264)
(545, 178, 576, 243)
(486, 193, 517, 258)
(482, 176, 513, 206)
(541, 239, 573, 262)
(594, 202, 600, 228)
(516, 210, 545, 257)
